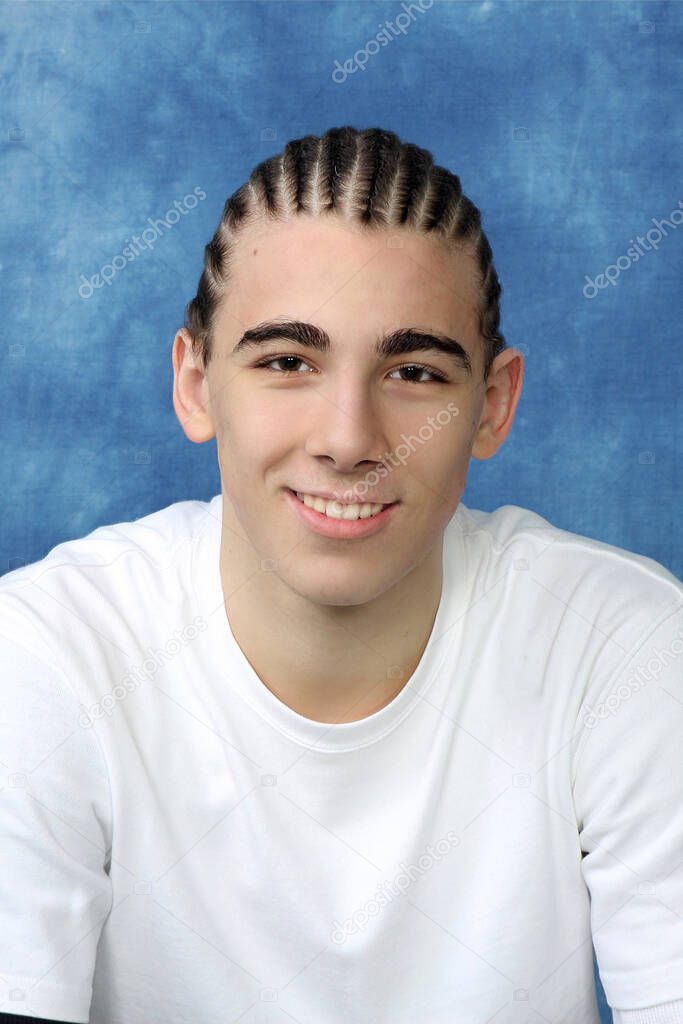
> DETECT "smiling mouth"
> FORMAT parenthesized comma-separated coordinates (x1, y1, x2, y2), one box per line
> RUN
(289, 489, 397, 521)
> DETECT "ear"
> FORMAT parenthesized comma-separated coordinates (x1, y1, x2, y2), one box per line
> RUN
(470, 348, 524, 460)
(171, 328, 216, 443)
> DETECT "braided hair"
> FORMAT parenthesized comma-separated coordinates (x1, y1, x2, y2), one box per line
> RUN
(184, 126, 506, 381)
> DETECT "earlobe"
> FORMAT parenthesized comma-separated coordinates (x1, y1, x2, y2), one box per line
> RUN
(171, 329, 216, 444)
(470, 348, 524, 461)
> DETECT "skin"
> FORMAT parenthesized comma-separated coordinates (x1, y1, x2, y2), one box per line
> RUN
(172, 213, 523, 724)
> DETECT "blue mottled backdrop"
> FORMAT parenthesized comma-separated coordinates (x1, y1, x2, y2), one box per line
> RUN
(2, 0, 683, 1019)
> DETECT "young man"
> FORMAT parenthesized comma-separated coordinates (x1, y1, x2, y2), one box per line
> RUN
(1, 127, 681, 1024)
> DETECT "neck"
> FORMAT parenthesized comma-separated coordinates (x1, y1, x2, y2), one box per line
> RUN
(217, 500, 445, 724)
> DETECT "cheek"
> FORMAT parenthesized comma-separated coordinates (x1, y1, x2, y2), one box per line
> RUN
(406, 414, 469, 475)
(219, 394, 289, 456)
(414, 440, 470, 518)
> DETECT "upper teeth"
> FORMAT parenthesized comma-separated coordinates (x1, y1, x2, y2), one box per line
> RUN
(295, 491, 387, 520)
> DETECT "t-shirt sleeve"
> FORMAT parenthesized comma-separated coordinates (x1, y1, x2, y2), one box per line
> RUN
(0, 632, 113, 1023)
(571, 603, 683, 1016)
(611, 997, 683, 1023)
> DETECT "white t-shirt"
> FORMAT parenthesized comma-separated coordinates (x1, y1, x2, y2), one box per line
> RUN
(1, 495, 682, 1024)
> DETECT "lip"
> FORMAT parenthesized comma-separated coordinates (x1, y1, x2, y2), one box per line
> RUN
(284, 488, 400, 540)
(291, 488, 396, 505)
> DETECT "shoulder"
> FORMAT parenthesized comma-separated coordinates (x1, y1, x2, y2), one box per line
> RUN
(0, 494, 218, 662)
(456, 501, 682, 653)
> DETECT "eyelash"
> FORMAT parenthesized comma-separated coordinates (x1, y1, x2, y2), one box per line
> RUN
(252, 354, 448, 384)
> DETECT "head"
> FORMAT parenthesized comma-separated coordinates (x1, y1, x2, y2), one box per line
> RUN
(172, 125, 523, 607)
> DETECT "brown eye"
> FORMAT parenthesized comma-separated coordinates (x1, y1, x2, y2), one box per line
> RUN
(254, 355, 313, 374)
(388, 363, 447, 384)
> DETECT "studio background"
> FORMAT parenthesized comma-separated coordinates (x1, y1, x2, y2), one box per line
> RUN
(2, 1, 682, 1021)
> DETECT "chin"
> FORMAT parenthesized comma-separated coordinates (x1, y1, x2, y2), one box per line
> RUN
(279, 561, 398, 609)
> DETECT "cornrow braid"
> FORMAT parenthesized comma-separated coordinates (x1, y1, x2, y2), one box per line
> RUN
(184, 125, 507, 380)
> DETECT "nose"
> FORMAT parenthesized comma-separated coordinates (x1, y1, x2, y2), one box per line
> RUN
(302, 378, 390, 474)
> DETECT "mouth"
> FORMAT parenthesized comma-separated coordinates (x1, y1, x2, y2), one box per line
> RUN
(284, 488, 400, 540)
(287, 488, 398, 521)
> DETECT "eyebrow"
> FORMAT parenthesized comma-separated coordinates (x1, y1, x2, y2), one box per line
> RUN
(232, 318, 474, 376)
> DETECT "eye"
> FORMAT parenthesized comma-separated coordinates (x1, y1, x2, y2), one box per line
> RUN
(253, 355, 448, 384)
(254, 355, 312, 375)
(388, 363, 448, 384)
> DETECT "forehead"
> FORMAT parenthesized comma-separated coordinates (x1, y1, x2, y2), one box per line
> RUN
(216, 213, 482, 356)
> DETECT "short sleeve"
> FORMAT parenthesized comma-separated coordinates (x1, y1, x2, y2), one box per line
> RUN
(612, 997, 683, 1023)
(571, 604, 683, 1016)
(0, 631, 113, 1022)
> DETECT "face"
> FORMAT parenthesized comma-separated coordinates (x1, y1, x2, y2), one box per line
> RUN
(173, 213, 523, 608)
